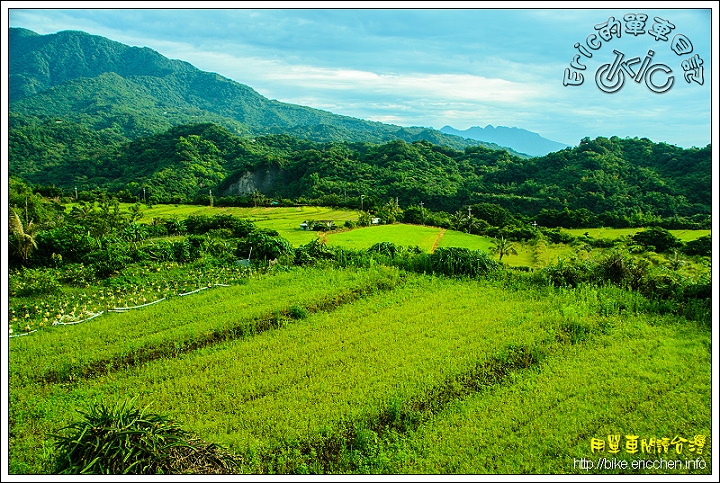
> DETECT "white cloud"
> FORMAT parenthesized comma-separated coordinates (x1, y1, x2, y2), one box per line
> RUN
(172, 45, 542, 105)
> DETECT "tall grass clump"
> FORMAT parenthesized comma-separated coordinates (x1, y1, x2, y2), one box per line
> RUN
(52, 397, 238, 475)
(540, 250, 711, 323)
(422, 247, 499, 278)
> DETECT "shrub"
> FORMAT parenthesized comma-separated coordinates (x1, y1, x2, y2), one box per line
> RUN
(632, 226, 680, 253)
(288, 304, 309, 320)
(236, 232, 293, 261)
(539, 228, 575, 244)
(427, 247, 499, 278)
(172, 240, 192, 263)
(367, 242, 401, 259)
(52, 397, 238, 475)
(183, 214, 254, 237)
(595, 250, 649, 289)
(294, 239, 337, 265)
(86, 239, 134, 278)
(8, 267, 62, 297)
(543, 257, 593, 288)
(637, 266, 684, 300)
(682, 235, 711, 257)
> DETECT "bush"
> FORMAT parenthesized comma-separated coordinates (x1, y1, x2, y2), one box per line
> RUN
(288, 305, 309, 320)
(367, 242, 401, 259)
(184, 214, 254, 237)
(543, 257, 593, 288)
(9, 267, 62, 297)
(33, 225, 100, 265)
(172, 239, 192, 263)
(236, 232, 293, 261)
(53, 397, 238, 475)
(426, 247, 499, 278)
(682, 235, 711, 257)
(632, 226, 680, 253)
(539, 228, 575, 245)
(86, 239, 134, 278)
(294, 239, 337, 265)
(595, 250, 649, 289)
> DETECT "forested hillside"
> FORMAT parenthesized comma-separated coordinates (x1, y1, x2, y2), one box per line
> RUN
(9, 27, 512, 152)
(9, 119, 711, 228)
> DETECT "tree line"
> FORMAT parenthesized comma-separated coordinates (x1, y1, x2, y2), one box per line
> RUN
(9, 121, 711, 231)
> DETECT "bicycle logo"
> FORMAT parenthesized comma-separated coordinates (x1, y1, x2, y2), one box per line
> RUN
(595, 49, 673, 94)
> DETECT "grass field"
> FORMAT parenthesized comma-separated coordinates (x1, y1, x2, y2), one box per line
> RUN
(563, 227, 711, 242)
(18, 203, 705, 474)
(325, 224, 442, 251)
(8, 267, 711, 474)
(107, 203, 710, 255)
(121, 204, 357, 247)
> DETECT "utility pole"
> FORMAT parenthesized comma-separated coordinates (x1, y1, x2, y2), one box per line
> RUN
(143, 187, 146, 203)
(361, 194, 365, 212)
(419, 201, 425, 225)
(74, 187, 78, 200)
(209, 189, 213, 207)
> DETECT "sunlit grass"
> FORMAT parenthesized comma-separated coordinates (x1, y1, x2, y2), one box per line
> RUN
(563, 227, 710, 242)
(368, 313, 711, 474)
(326, 224, 442, 251)
(9, 266, 399, 384)
(8, 272, 710, 474)
(130, 204, 358, 247)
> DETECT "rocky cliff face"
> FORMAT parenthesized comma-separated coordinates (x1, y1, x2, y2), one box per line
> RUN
(221, 167, 281, 196)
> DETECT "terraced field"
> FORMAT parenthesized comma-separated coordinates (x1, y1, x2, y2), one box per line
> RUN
(8, 266, 712, 475)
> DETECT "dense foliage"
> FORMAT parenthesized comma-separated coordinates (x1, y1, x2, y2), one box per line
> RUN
(9, 124, 711, 230)
(8, 185, 711, 339)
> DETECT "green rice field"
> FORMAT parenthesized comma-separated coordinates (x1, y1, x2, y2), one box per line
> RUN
(11, 203, 710, 475)
(8, 266, 712, 474)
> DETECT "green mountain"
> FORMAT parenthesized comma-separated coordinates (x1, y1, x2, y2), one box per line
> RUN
(9, 27, 520, 153)
(7, 28, 710, 224)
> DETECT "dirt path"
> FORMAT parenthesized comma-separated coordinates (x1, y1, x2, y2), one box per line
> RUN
(431, 229, 446, 253)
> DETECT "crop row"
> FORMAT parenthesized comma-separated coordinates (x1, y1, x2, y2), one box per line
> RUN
(9, 271, 700, 472)
(8, 266, 403, 385)
(8, 263, 253, 335)
(345, 315, 711, 474)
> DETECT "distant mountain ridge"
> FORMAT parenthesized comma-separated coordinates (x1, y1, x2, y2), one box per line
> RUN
(8, 27, 525, 156)
(440, 125, 570, 157)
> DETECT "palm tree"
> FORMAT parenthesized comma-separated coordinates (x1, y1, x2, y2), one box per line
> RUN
(450, 211, 468, 231)
(490, 236, 518, 261)
(9, 210, 38, 264)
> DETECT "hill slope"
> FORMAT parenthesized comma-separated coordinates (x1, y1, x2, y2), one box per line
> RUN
(9, 117, 710, 222)
(8, 27, 522, 154)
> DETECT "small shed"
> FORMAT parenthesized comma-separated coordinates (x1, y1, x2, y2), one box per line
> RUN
(299, 221, 309, 230)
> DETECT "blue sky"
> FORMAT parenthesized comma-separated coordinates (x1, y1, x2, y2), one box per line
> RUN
(3, 2, 717, 148)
